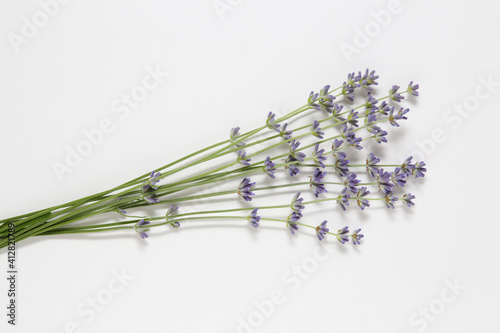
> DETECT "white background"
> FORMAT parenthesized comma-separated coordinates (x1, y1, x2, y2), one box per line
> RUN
(1, 0, 499, 332)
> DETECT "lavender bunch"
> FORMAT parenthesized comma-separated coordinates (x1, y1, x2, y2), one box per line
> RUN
(0, 70, 425, 248)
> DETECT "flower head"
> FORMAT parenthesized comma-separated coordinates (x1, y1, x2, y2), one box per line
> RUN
(356, 187, 370, 210)
(402, 193, 416, 207)
(334, 157, 350, 177)
(389, 85, 405, 102)
(310, 168, 328, 197)
(247, 208, 261, 228)
(279, 123, 293, 140)
(344, 172, 361, 194)
(263, 156, 276, 179)
(366, 153, 380, 177)
(351, 228, 364, 245)
(291, 192, 305, 212)
(378, 101, 391, 115)
(360, 68, 379, 90)
(237, 150, 251, 166)
(347, 109, 359, 127)
(344, 127, 363, 150)
(384, 194, 398, 209)
(332, 139, 347, 161)
(143, 170, 161, 191)
(311, 120, 325, 139)
(376, 168, 394, 195)
(365, 114, 381, 134)
(316, 221, 329, 241)
(401, 156, 415, 176)
(266, 112, 280, 132)
(308, 91, 321, 111)
(373, 128, 388, 144)
(335, 226, 350, 244)
(407, 81, 419, 96)
(166, 205, 180, 228)
(336, 188, 351, 211)
(289, 140, 306, 162)
(365, 92, 379, 114)
(285, 155, 300, 177)
(413, 161, 427, 178)
(317, 85, 336, 112)
(286, 212, 301, 234)
(312, 143, 327, 168)
(391, 167, 407, 187)
(331, 104, 345, 121)
(237, 178, 256, 202)
(135, 219, 151, 239)
(230, 127, 245, 147)
(141, 185, 159, 204)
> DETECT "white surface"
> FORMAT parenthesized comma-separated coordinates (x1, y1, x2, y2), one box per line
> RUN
(0, 0, 499, 332)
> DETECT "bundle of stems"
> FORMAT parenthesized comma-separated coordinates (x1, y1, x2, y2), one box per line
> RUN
(0, 69, 426, 248)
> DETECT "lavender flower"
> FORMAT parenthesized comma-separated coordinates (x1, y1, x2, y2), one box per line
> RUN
(413, 161, 427, 178)
(341, 82, 355, 101)
(237, 178, 256, 201)
(266, 112, 280, 132)
(365, 114, 381, 134)
(315, 221, 329, 241)
(247, 208, 261, 228)
(407, 81, 419, 96)
(347, 109, 359, 127)
(376, 169, 394, 194)
(332, 139, 347, 161)
(366, 153, 380, 177)
(331, 104, 345, 121)
(262, 156, 276, 179)
(389, 85, 405, 102)
(347, 72, 361, 87)
(289, 140, 306, 162)
(351, 228, 364, 245)
(373, 129, 388, 144)
(308, 91, 321, 111)
(335, 226, 350, 244)
(285, 155, 301, 177)
(286, 212, 301, 234)
(378, 101, 391, 115)
(336, 188, 350, 211)
(279, 123, 293, 140)
(365, 92, 379, 114)
(345, 130, 363, 150)
(291, 192, 305, 212)
(360, 68, 379, 90)
(344, 172, 361, 194)
(356, 187, 370, 210)
(311, 120, 325, 139)
(334, 158, 350, 177)
(230, 127, 245, 147)
(310, 168, 328, 197)
(317, 85, 336, 113)
(384, 194, 398, 209)
(391, 167, 407, 187)
(166, 205, 180, 228)
(143, 170, 161, 191)
(141, 185, 159, 204)
(237, 150, 251, 166)
(135, 219, 151, 239)
(312, 143, 327, 168)
(388, 107, 410, 127)
(402, 193, 416, 207)
(401, 156, 415, 176)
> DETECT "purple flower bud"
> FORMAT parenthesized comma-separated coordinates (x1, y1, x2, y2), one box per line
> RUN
(263, 156, 276, 179)
(407, 81, 419, 96)
(316, 221, 329, 241)
(401, 156, 415, 176)
(377, 169, 394, 195)
(347, 109, 359, 127)
(336, 188, 351, 211)
(366, 153, 380, 177)
(237, 150, 251, 166)
(334, 158, 350, 177)
(402, 193, 416, 207)
(344, 172, 361, 194)
(289, 140, 306, 162)
(312, 143, 327, 168)
(238, 178, 256, 202)
(356, 187, 370, 210)
(389, 85, 405, 102)
(391, 167, 407, 187)
(285, 155, 300, 177)
(291, 192, 305, 212)
(310, 168, 328, 197)
(247, 208, 261, 228)
(384, 194, 398, 209)
(266, 112, 281, 132)
(413, 161, 427, 178)
(336, 226, 350, 244)
(230, 127, 245, 147)
(351, 228, 364, 245)
(311, 120, 324, 139)
(279, 123, 293, 140)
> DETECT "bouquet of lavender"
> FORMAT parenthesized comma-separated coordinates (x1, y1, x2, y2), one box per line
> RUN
(0, 69, 426, 249)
